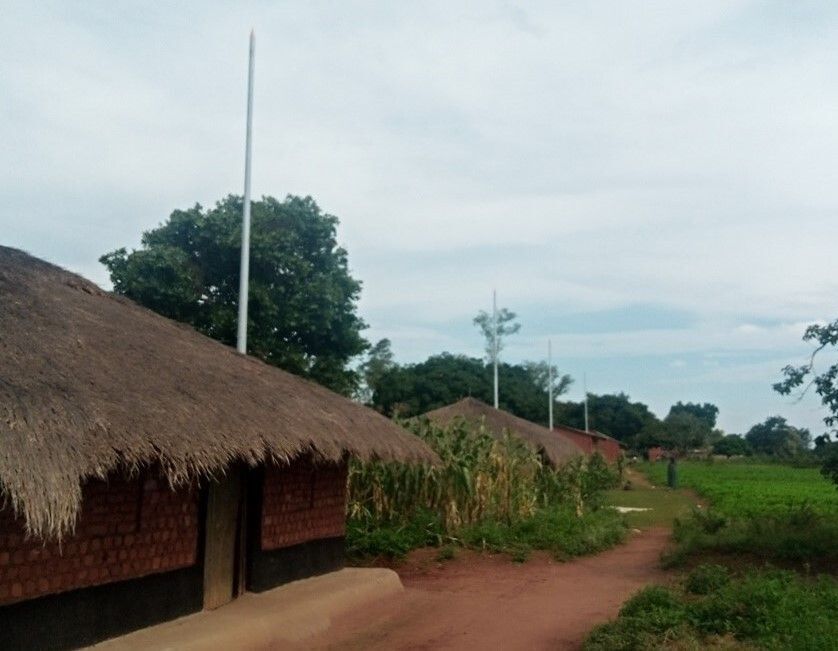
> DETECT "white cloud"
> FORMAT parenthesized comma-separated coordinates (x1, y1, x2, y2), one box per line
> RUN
(1, 1, 837, 431)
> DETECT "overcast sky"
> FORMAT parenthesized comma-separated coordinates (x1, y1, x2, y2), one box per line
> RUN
(2, 1, 836, 433)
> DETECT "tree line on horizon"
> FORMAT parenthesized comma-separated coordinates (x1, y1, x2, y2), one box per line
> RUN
(101, 193, 837, 480)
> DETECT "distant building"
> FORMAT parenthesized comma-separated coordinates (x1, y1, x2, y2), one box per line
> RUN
(646, 446, 667, 462)
(0, 247, 435, 650)
(552, 425, 623, 463)
(421, 397, 583, 467)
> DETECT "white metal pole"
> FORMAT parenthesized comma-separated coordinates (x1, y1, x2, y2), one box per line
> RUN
(493, 289, 499, 409)
(548, 339, 553, 430)
(583, 372, 590, 432)
(237, 30, 255, 354)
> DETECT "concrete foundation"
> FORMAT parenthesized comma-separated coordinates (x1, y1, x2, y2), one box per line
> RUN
(87, 568, 404, 651)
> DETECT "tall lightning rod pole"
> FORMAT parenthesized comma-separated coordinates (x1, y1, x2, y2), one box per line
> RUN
(583, 372, 590, 432)
(236, 30, 255, 354)
(493, 289, 499, 409)
(548, 339, 553, 430)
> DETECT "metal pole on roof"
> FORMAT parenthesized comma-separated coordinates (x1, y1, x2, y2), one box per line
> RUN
(493, 289, 499, 409)
(548, 339, 553, 430)
(236, 30, 255, 354)
(583, 372, 590, 432)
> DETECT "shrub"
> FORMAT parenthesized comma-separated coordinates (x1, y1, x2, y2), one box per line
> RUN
(685, 564, 730, 595)
(585, 570, 838, 650)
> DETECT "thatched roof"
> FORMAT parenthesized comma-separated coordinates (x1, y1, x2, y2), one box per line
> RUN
(421, 398, 583, 467)
(0, 246, 436, 539)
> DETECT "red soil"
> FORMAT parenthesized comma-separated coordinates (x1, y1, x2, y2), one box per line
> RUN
(304, 528, 671, 650)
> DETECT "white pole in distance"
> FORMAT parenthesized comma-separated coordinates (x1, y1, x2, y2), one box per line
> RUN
(548, 339, 553, 430)
(493, 289, 499, 409)
(237, 30, 255, 354)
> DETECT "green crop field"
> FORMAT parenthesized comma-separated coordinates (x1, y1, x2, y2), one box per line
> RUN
(641, 461, 838, 517)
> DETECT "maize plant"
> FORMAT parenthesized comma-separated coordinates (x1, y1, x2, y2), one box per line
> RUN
(348, 418, 619, 534)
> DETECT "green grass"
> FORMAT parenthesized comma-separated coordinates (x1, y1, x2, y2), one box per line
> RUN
(346, 504, 627, 562)
(584, 565, 838, 651)
(458, 504, 627, 561)
(604, 480, 696, 528)
(641, 461, 837, 517)
(589, 461, 838, 649)
(637, 460, 838, 569)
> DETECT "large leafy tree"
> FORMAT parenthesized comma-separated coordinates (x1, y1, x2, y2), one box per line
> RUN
(101, 194, 368, 395)
(663, 412, 713, 454)
(667, 401, 719, 430)
(744, 416, 811, 457)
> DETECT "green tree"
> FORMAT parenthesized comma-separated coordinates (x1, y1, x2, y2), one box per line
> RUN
(744, 416, 811, 457)
(663, 412, 712, 454)
(712, 434, 752, 457)
(554, 393, 660, 443)
(522, 360, 573, 411)
(775, 320, 838, 429)
(667, 401, 719, 430)
(473, 306, 520, 361)
(370, 353, 572, 424)
(357, 338, 397, 404)
(775, 319, 838, 484)
(101, 194, 367, 395)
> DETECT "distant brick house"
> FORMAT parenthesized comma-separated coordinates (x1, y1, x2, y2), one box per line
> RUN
(553, 425, 623, 463)
(0, 247, 435, 650)
(422, 398, 583, 468)
(646, 446, 666, 462)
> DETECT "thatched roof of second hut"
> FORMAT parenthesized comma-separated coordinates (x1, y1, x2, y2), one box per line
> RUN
(421, 398, 583, 467)
(0, 246, 436, 539)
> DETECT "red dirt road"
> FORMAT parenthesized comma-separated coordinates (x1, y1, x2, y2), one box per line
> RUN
(303, 528, 671, 651)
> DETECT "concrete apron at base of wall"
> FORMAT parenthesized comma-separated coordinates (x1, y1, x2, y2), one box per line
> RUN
(85, 568, 403, 651)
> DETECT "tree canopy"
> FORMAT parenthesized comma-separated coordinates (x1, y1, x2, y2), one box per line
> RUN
(667, 401, 719, 430)
(744, 416, 811, 457)
(554, 393, 659, 442)
(368, 352, 571, 425)
(101, 195, 367, 395)
(713, 434, 752, 457)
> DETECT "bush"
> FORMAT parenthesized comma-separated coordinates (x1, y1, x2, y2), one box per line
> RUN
(585, 569, 838, 650)
(346, 509, 445, 560)
(585, 587, 692, 651)
(685, 564, 730, 595)
(666, 507, 838, 569)
(459, 504, 626, 560)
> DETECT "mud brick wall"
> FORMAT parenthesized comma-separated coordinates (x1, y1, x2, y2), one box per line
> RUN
(595, 438, 622, 463)
(260, 459, 348, 550)
(0, 472, 199, 606)
(561, 429, 594, 455)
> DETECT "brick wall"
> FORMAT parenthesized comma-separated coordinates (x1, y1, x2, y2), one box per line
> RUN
(594, 438, 622, 463)
(260, 459, 347, 550)
(0, 471, 199, 606)
(559, 429, 594, 454)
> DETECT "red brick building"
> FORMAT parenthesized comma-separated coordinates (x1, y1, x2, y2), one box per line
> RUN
(553, 425, 623, 463)
(0, 247, 435, 650)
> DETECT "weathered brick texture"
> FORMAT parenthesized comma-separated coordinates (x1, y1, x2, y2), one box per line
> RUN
(0, 472, 199, 606)
(261, 459, 347, 550)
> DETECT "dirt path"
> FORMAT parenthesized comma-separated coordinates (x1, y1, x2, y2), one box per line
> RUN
(301, 528, 672, 651)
